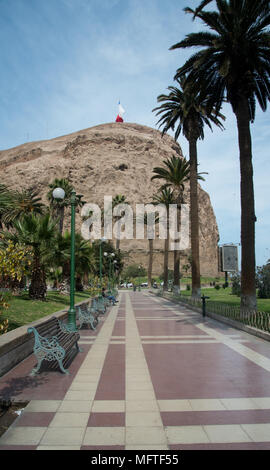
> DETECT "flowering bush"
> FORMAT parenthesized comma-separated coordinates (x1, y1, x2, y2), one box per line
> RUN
(0, 294, 9, 335)
(0, 240, 33, 289)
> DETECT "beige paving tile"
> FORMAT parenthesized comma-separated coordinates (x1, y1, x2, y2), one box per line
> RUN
(251, 397, 270, 409)
(64, 390, 96, 401)
(126, 445, 169, 450)
(126, 364, 149, 372)
(49, 412, 90, 427)
(204, 424, 251, 443)
(92, 400, 125, 412)
(220, 398, 259, 410)
(189, 399, 226, 411)
(126, 390, 156, 401)
(126, 382, 154, 391)
(83, 427, 125, 446)
(0, 427, 46, 446)
(126, 400, 159, 412)
(241, 423, 270, 442)
(40, 427, 85, 446)
(126, 411, 163, 427)
(126, 374, 151, 383)
(126, 426, 167, 445)
(158, 400, 193, 412)
(73, 375, 99, 383)
(58, 400, 93, 413)
(76, 368, 100, 377)
(37, 446, 81, 450)
(165, 426, 210, 445)
(24, 400, 61, 412)
(69, 382, 98, 391)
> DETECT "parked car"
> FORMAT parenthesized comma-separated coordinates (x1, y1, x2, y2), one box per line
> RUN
(141, 282, 148, 287)
(127, 283, 133, 288)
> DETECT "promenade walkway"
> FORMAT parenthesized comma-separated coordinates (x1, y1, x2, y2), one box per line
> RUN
(0, 291, 270, 450)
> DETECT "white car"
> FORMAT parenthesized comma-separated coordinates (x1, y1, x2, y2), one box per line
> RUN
(127, 283, 133, 288)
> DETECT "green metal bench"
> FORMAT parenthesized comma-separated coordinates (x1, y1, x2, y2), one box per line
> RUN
(96, 296, 107, 314)
(27, 316, 81, 376)
(77, 302, 99, 330)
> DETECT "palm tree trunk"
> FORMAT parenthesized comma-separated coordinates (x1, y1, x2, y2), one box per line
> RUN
(116, 217, 121, 252)
(59, 263, 70, 295)
(189, 138, 201, 299)
(57, 206, 65, 235)
(173, 198, 181, 293)
(163, 222, 169, 291)
(148, 239, 153, 288)
(29, 251, 47, 300)
(234, 98, 257, 310)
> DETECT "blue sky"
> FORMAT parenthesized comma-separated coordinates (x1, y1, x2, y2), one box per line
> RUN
(0, 0, 269, 267)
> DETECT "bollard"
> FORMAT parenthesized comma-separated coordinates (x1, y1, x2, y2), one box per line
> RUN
(201, 295, 210, 317)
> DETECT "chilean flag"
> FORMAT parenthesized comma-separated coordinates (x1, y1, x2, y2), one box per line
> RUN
(116, 101, 125, 122)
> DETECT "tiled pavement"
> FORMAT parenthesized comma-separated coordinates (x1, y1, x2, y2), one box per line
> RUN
(0, 291, 270, 450)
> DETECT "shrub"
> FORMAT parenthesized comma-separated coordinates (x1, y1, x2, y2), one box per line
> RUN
(231, 273, 241, 296)
(257, 264, 270, 299)
(0, 293, 9, 335)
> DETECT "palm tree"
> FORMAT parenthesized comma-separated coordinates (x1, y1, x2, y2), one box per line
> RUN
(0, 185, 13, 229)
(112, 194, 129, 252)
(47, 178, 86, 234)
(50, 231, 94, 294)
(7, 213, 58, 300)
(153, 76, 225, 298)
(192, 0, 270, 18)
(170, 0, 270, 309)
(138, 211, 160, 288)
(0, 186, 45, 228)
(151, 156, 190, 293)
(3, 189, 45, 227)
(152, 187, 177, 291)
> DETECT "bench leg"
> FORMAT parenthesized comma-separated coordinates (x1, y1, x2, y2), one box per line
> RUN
(58, 359, 69, 375)
(30, 358, 43, 376)
(76, 341, 83, 353)
(90, 320, 96, 330)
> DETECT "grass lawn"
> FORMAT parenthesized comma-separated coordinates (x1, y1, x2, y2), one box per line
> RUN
(179, 286, 270, 313)
(3, 291, 91, 332)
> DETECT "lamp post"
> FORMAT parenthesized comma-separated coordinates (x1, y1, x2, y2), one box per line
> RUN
(104, 252, 115, 293)
(99, 237, 107, 292)
(108, 253, 115, 293)
(113, 259, 117, 287)
(53, 187, 77, 331)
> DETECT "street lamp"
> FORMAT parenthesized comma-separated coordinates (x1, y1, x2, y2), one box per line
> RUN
(53, 187, 77, 331)
(99, 237, 107, 291)
(113, 259, 117, 287)
(107, 253, 115, 292)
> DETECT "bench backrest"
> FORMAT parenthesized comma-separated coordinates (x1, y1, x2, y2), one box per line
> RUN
(29, 317, 60, 338)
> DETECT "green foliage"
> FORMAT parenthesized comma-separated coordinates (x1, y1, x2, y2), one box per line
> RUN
(0, 293, 9, 335)
(0, 240, 33, 288)
(160, 270, 174, 281)
(231, 274, 241, 297)
(0, 184, 45, 228)
(257, 263, 270, 299)
(92, 240, 123, 276)
(122, 264, 147, 279)
(153, 75, 225, 142)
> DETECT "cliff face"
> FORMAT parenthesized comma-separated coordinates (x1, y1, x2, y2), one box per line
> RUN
(0, 122, 220, 277)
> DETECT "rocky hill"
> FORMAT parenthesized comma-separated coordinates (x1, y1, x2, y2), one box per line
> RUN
(0, 122, 220, 277)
